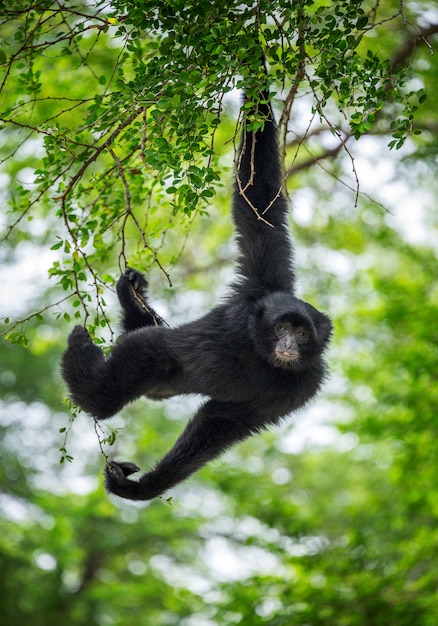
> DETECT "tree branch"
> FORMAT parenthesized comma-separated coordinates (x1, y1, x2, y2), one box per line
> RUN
(391, 22, 438, 72)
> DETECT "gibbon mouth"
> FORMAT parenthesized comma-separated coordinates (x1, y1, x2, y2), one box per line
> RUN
(276, 350, 300, 362)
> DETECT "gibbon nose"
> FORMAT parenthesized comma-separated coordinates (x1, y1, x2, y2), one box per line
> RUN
(284, 337, 298, 352)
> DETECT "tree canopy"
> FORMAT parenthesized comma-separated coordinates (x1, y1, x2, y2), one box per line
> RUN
(1, 0, 436, 336)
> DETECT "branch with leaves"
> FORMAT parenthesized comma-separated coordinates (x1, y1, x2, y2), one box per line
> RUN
(0, 0, 436, 344)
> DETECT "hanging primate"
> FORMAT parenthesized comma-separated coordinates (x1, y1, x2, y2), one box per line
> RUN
(61, 82, 332, 501)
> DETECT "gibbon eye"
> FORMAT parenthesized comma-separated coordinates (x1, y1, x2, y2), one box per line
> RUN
(296, 327, 309, 343)
(275, 322, 291, 338)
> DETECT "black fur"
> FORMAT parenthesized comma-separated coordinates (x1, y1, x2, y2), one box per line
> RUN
(61, 90, 332, 501)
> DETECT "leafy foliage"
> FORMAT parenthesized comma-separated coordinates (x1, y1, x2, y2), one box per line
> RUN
(1, 0, 435, 339)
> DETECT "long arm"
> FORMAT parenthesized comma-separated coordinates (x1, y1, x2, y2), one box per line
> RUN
(61, 325, 177, 419)
(61, 269, 170, 419)
(105, 400, 265, 501)
(232, 89, 295, 296)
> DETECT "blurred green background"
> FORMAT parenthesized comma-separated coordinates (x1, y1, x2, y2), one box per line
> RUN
(1, 2, 438, 624)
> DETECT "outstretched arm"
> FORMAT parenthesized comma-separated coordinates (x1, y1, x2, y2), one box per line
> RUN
(232, 89, 295, 296)
(61, 325, 176, 419)
(105, 400, 265, 501)
(62, 269, 170, 418)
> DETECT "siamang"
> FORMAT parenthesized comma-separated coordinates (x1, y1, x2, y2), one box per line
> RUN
(61, 87, 332, 501)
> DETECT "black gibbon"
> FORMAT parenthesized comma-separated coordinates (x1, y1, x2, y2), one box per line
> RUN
(62, 85, 332, 501)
